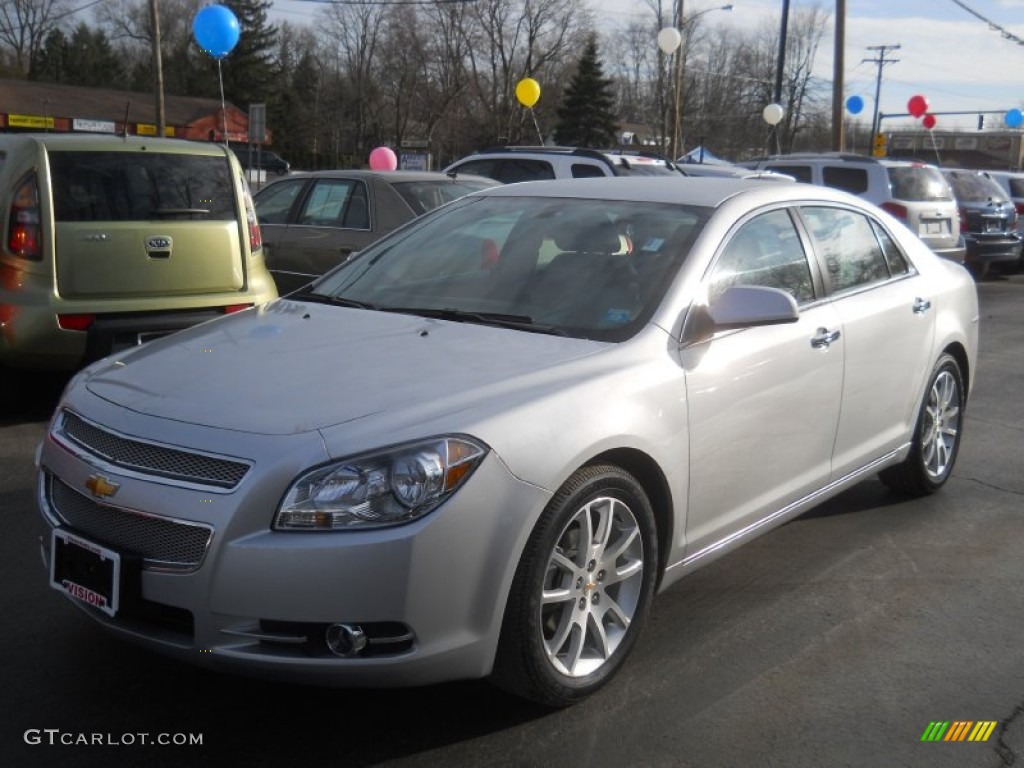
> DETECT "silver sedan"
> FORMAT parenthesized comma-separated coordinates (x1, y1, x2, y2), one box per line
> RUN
(37, 177, 979, 706)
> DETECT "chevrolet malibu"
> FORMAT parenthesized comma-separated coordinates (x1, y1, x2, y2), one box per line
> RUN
(37, 178, 979, 706)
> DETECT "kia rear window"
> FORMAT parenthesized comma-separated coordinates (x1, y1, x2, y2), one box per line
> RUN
(945, 171, 1007, 203)
(49, 152, 235, 221)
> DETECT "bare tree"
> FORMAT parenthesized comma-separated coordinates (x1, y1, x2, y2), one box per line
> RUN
(0, 0, 71, 73)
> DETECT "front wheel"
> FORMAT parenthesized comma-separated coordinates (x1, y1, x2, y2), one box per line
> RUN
(880, 353, 965, 496)
(491, 464, 658, 706)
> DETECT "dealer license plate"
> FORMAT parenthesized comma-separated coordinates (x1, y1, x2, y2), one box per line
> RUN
(50, 530, 121, 617)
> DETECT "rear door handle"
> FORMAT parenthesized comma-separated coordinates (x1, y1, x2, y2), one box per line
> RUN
(811, 327, 841, 349)
(913, 297, 932, 314)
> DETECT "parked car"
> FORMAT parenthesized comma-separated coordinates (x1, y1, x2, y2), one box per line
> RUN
(255, 170, 499, 293)
(38, 177, 978, 707)
(980, 169, 1024, 271)
(0, 134, 277, 371)
(229, 143, 290, 176)
(444, 146, 681, 181)
(942, 168, 1022, 278)
(741, 153, 966, 264)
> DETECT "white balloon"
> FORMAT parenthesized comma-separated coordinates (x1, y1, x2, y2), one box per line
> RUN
(657, 27, 682, 54)
(762, 103, 785, 126)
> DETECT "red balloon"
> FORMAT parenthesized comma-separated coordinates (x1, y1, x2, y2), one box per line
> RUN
(922, 113, 937, 130)
(907, 94, 929, 118)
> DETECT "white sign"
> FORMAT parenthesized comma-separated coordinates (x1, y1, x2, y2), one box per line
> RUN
(73, 118, 116, 133)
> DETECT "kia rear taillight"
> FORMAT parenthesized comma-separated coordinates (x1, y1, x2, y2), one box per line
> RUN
(1015, 202, 1024, 217)
(8, 173, 41, 260)
(880, 202, 908, 220)
(222, 304, 252, 314)
(243, 185, 262, 253)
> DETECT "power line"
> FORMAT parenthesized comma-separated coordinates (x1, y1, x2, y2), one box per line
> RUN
(863, 43, 900, 139)
(947, 0, 1024, 46)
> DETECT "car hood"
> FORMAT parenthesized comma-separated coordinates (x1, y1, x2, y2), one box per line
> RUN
(83, 299, 607, 435)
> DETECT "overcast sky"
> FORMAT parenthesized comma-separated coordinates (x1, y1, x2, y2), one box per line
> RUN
(270, 0, 1024, 132)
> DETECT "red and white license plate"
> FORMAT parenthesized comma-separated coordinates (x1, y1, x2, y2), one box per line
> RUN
(50, 530, 121, 617)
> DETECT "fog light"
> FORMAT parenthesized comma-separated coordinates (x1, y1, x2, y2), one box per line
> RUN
(325, 623, 367, 657)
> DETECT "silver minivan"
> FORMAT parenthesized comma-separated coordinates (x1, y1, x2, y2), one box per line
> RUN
(741, 154, 966, 264)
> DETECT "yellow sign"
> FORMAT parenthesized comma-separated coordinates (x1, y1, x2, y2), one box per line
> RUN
(9, 114, 55, 129)
(135, 124, 175, 137)
(872, 132, 887, 158)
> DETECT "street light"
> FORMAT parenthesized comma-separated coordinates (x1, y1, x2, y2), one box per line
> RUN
(658, 2, 733, 161)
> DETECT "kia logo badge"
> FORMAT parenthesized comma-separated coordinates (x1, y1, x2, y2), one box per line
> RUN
(146, 236, 172, 250)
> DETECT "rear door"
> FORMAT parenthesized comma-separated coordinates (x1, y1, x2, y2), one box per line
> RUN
(798, 205, 935, 479)
(50, 150, 245, 298)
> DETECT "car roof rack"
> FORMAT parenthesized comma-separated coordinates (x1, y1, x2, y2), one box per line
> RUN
(474, 145, 674, 163)
(749, 152, 882, 164)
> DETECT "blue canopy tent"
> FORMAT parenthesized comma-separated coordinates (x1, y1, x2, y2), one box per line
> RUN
(680, 146, 732, 165)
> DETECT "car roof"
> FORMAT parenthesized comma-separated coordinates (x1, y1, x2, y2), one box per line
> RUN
(472, 176, 859, 208)
(0, 133, 233, 156)
(274, 169, 498, 184)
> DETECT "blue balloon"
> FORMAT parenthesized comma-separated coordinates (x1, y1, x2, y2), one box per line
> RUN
(193, 5, 240, 60)
(1005, 108, 1023, 128)
(846, 95, 864, 115)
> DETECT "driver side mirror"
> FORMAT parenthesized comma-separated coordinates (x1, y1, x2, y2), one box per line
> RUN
(684, 285, 799, 344)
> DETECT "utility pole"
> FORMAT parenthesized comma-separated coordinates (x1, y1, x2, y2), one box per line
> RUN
(831, 0, 846, 151)
(149, 0, 165, 136)
(864, 43, 900, 142)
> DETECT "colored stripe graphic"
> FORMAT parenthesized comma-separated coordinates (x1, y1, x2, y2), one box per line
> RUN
(969, 722, 998, 742)
(920, 721, 997, 742)
(921, 722, 949, 741)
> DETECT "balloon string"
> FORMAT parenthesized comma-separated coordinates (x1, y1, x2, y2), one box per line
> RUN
(530, 108, 543, 145)
(218, 58, 228, 146)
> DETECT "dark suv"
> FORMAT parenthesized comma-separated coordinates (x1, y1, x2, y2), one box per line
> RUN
(443, 146, 680, 182)
(942, 169, 1022, 277)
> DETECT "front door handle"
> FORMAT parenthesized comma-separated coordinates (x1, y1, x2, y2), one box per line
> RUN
(811, 327, 841, 349)
(913, 297, 932, 315)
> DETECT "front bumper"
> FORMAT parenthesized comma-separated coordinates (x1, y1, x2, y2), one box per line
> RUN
(37, 403, 549, 688)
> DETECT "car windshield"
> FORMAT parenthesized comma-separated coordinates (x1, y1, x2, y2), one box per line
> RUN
(307, 195, 708, 341)
(391, 179, 497, 215)
(887, 166, 952, 202)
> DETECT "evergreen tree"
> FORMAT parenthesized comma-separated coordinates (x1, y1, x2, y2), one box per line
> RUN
(30, 23, 123, 87)
(215, 0, 279, 111)
(553, 37, 619, 148)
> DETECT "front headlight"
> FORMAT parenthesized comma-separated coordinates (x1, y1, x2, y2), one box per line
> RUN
(274, 436, 488, 531)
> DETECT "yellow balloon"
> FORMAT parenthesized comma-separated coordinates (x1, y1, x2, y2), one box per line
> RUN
(516, 78, 541, 108)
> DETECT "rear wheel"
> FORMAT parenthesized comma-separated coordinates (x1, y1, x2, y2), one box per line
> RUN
(880, 353, 965, 496)
(491, 464, 658, 706)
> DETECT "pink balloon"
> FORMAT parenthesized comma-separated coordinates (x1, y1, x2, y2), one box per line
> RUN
(907, 94, 929, 119)
(922, 113, 937, 130)
(369, 146, 397, 171)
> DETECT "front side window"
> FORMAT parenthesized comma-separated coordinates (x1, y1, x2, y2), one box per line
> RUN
(254, 178, 306, 223)
(766, 164, 813, 184)
(708, 209, 815, 304)
(49, 151, 235, 221)
(310, 196, 708, 341)
(801, 206, 890, 293)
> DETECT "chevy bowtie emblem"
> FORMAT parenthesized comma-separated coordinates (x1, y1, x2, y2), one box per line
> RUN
(85, 474, 120, 499)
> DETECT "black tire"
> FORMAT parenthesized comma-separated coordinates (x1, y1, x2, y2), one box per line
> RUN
(879, 353, 965, 496)
(490, 464, 658, 707)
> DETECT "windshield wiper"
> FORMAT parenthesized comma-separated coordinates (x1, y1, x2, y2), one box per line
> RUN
(291, 292, 379, 310)
(381, 307, 568, 336)
(151, 207, 211, 216)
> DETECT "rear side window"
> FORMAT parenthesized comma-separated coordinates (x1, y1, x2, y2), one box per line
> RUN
(887, 166, 952, 201)
(801, 206, 890, 293)
(297, 179, 369, 229)
(1006, 177, 1024, 197)
(822, 166, 869, 194)
(49, 151, 235, 221)
(571, 163, 606, 178)
(494, 159, 555, 183)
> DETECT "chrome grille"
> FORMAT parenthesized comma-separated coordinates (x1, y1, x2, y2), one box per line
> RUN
(47, 474, 213, 570)
(60, 411, 249, 489)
